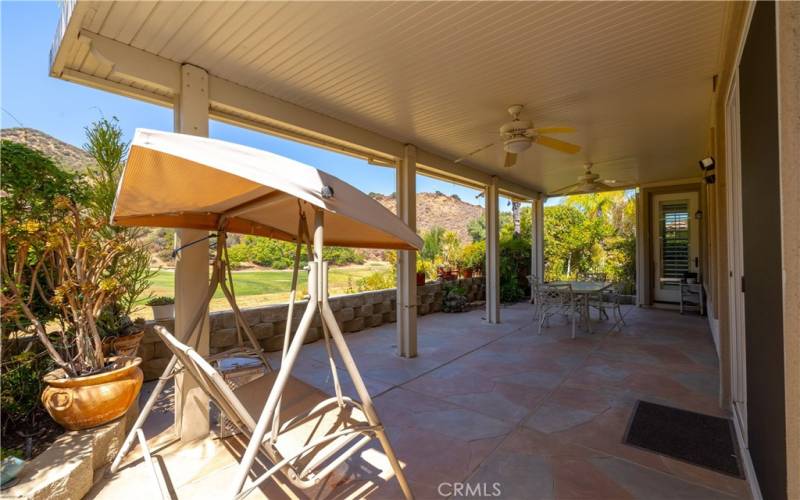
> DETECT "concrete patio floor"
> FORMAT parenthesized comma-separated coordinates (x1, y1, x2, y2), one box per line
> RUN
(91, 303, 750, 499)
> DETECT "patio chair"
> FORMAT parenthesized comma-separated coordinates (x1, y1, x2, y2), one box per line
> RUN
(588, 282, 627, 331)
(535, 283, 579, 339)
(527, 274, 540, 304)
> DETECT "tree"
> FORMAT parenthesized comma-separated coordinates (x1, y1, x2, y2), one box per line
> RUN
(511, 201, 521, 236)
(467, 216, 486, 242)
(421, 226, 445, 262)
(84, 117, 156, 317)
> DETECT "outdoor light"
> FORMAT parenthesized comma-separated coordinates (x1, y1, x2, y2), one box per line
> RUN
(704, 174, 716, 184)
(695, 210, 703, 220)
(698, 156, 715, 171)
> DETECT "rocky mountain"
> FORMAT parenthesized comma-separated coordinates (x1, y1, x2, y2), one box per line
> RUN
(1, 128, 94, 172)
(2, 128, 484, 263)
(372, 192, 483, 244)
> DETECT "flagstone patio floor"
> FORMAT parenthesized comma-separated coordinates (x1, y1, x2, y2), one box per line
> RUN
(89, 303, 750, 499)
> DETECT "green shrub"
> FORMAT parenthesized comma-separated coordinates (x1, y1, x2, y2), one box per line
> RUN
(146, 296, 174, 306)
(356, 270, 395, 292)
(499, 236, 531, 303)
(226, 236, 365, 268)
(0, 350, 54, 434)
(460, 241, 485, 271)
(442, 282, 467, 313)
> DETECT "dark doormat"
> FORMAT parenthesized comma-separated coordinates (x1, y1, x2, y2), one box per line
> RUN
(623, 400, 743, 478)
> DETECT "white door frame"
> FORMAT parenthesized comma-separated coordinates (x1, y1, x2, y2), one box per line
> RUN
(725, 70, 748, 445)
(651, 191, 700, 303)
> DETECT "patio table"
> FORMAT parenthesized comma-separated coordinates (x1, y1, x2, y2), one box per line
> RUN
(550, 281, 612, 334)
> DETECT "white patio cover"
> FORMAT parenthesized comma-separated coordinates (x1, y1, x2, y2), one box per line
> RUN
(111, 129, 422, 250)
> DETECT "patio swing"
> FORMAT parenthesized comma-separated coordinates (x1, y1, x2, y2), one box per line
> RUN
(108, 129, 420, 499)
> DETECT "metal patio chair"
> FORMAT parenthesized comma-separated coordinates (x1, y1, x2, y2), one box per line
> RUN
(535, 283, 579, 339)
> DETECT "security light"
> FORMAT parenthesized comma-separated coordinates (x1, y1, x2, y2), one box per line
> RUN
(699, 156, 715, 171)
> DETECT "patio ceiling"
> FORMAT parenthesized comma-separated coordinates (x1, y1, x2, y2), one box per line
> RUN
(51, 1, 730, 195)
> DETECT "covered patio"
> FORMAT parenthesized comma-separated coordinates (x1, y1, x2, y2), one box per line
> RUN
(44, 1, 800, 499)
(90, 304, 748, 499)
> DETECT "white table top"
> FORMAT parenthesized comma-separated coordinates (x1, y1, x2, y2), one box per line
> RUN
(549, 281, 612, 294)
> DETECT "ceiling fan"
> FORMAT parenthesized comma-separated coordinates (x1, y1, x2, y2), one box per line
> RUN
(550, 162, 632, 196)
(455, 105, 581, 168)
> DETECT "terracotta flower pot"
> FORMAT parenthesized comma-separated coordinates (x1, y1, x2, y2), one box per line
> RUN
(102, 329, 144, 357)
(41, 357, 143, 431)
(416, 272, 426, 286)
(462, 268, 473, 278)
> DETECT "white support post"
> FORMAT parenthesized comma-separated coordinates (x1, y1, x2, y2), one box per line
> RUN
(531, 197, 545, 289)
(173, 64, 210, 442)
(396, 144, 417, 357)
(634, 189, 646, 306)
(485, 177, 500, 323)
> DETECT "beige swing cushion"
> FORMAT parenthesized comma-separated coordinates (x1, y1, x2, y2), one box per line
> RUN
(111, 129, 423, 250)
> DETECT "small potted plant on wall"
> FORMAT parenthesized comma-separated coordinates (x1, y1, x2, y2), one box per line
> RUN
(146, 296, 175, 321)
(98, 306, 146, 357)
(461, 241, 485, 278)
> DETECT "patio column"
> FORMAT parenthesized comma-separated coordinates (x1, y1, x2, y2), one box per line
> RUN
(635, 189, 646, 306)
(485, 177, 500, 323)
(173, 64, 211, 442)
(531, 196, 545, 288)
(396, 144, 417, 357)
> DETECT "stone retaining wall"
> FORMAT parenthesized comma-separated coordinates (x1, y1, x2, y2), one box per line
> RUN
(6, 406, 138, 500)
(139, 277, 485, 380)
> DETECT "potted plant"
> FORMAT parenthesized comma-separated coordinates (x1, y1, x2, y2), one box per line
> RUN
(98, 307, 146, 357)
(415, 258, 430, 286)
(461, 241, 485, 277)
(1, 196, 143, 431)
(146, 296, 175, 320)
(454, 248, 473, 278)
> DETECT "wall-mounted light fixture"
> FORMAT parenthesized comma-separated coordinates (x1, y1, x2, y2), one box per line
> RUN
(704, 174, 716, 184)
(694, 210, 703, 220)
(698, 156, 715, 172)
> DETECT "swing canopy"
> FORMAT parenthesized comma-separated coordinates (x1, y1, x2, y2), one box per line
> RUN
(111, 129, 423, 250)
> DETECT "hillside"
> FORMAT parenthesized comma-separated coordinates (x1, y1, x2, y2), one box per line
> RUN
(1, 128, 484, 265)
(372, 192, 482, 244)
(1, 128, 94, 172)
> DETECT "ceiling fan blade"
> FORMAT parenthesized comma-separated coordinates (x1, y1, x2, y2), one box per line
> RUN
(531, 126, 576, 134)
(503, 152, 517, 168)
(455, 142, 495, 164)
(549, 182, 582, 196)
(534, 135, 581, 154)
(599, 181, 635, 191)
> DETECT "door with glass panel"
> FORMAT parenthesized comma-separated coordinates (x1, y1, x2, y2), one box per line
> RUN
(651, 192, 699, 303)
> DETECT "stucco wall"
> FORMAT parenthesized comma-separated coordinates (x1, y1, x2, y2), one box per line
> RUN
(138, 277, 485, 380)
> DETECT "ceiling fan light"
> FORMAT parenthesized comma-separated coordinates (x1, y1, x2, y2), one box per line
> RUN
(504, 137, 532, 154)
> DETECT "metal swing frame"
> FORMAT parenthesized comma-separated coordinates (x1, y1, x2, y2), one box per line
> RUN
(108, 206, 413, 500)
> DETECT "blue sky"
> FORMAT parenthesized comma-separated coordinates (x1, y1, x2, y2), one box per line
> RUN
(1, 1, 518, 208)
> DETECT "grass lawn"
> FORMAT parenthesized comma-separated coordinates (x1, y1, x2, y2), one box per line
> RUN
(134, 261, 391, 319)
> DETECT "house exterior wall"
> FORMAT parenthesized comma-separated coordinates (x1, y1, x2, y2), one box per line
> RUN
(738, 4, 787, 498)
(136, 278, 485, 380)
(776, 2, 800, 497)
